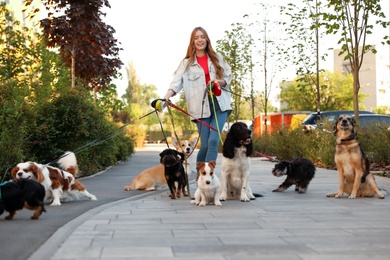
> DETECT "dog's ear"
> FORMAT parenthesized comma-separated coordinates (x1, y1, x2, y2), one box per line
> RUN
(208, 160, 216, 169)
(190, 137, 198, 148)
(333, 117, 340, 135)
(159, 150, 167, 163)
(245, 142, 253, 157)
(171, 136, 179, 149)
(223, 133, 235, 159)
(351, 117, 356, 127)
(31, 163, 45, 183)
(11, 166, 18, 179)
(175, 150, 185, 162)
(197, 161, 205, 170)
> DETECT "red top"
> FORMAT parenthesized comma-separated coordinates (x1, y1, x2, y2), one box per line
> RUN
(196, 55, 210, 84)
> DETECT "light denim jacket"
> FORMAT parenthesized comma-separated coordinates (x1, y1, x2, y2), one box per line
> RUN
(169, 53, 232, 119)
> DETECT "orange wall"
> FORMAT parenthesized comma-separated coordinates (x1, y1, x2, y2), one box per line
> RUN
(253, 112, 310, 136)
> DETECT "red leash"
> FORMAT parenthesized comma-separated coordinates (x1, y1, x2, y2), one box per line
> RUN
(166, 100, 218, 132)
(254, 150, 277, 162)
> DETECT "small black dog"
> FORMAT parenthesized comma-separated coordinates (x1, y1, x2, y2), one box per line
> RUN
(159, 148, 187, 199)
(272, 158, 316, 193)
(0, 179, 46, 220)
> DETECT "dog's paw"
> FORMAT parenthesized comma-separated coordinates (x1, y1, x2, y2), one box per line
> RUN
(348, 194, 356, 199)
(272, 188, 282, 192)
(240, 194, 250, 202)
(219, 194, 227, 201)
(214, 200, 222, 206)
(198, 201, 206, 206)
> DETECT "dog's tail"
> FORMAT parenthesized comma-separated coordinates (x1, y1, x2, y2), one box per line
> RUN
(253, 193, 263, 198)
(57, 151, 79, 176)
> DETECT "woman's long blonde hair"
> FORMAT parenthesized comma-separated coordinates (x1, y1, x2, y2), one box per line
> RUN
(182, 27, 224, 79)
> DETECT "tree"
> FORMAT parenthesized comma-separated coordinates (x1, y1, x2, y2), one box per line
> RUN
(279, 70, 367, 111)
(247, 2, 287, 132)
(216, 23, 253, 121)
(321, 0, 390, 122)
(123, 62, 159, 126)
(280, 0, 327, 121)
(24, 0, 123, 90)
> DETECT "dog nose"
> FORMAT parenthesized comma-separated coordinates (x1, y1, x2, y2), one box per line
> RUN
(206, 181, 210, 185)
(17, 172, 23, 177)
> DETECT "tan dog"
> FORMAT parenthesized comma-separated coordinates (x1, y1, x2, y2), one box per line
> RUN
(191, 161, 221, 206)
(124, 137, 197, 191)
(326, 116, 384, 199)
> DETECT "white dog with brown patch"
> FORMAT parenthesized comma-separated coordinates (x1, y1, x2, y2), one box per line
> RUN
(124, 137, 197, 191)
(191, 161, 222, 206)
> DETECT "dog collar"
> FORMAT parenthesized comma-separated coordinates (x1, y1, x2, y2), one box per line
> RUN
(165, 161, 180, 167)
(337, 142, 359, 149)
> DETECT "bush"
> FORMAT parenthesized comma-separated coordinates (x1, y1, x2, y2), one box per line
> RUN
(253, 122, 390, 168)
(23, 90, 134, 177)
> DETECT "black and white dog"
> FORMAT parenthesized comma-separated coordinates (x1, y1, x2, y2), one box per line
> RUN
(219, 122, 259, 202)
(159, 148, 187, 199)
(272, 158, 316, 193)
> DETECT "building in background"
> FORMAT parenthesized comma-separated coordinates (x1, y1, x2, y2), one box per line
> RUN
(333, 2, 390, 112)
(333, 45, 390, 112)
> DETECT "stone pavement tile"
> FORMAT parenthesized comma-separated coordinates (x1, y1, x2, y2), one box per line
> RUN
(300, 255, 389, 260)
(102, 246, 173, 258)
(93, 237, 222, 247)
(173, 245, 314, 259)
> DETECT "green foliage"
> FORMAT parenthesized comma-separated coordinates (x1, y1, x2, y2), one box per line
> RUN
(358, 125, 390, 165)
(279, 70, 367, 111)
(25, 89, 134, 175)
(0, 3, 135, 180)
(217, 23, 253, 121)
(373, 106, 390, 115)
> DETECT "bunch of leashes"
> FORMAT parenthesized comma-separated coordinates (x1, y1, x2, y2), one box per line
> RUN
(149, 81, 223, 199)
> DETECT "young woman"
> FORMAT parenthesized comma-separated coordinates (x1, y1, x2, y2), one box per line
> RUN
(164, 26, 232, 168)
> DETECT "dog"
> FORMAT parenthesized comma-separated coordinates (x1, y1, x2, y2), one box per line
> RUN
(191, 161, 222, 206)
(124, 136, 197, 191)
(326, 115, 384, 199)
(219, 122, 258, 202)
(11, 152, 97, 206)
(272, 158, 316, 193)
(0, 179, 46, 220)
(160, 148, 187, 199)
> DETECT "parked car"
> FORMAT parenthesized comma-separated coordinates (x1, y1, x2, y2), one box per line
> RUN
(302, 110, 375, 130)
(354, 114, 390, 129)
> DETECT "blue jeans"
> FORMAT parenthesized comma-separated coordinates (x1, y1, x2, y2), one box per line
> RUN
(194, 97, 230, 163)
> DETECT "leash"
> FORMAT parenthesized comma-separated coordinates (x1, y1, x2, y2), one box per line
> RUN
(165, 105, 192, 199)
(207, 81, 224, 145)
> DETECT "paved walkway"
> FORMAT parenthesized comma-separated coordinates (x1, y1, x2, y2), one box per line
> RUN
(29, 147, 390, 260)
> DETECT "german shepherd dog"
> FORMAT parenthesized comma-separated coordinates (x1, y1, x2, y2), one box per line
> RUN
(326, 115, 384, 199)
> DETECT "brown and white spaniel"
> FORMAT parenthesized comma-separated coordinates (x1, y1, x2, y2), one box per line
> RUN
(11, 152, 97, 206)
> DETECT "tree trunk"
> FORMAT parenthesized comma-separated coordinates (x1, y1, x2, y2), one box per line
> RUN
(71, 45, 75, 88)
